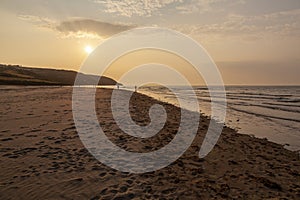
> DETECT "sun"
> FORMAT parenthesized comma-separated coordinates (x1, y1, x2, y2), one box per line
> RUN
(84, 45, 93, 54)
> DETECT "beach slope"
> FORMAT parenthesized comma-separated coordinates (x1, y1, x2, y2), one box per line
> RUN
(0, 87, 299, 199)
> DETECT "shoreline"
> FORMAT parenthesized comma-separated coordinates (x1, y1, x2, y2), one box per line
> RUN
(0, 87, 299, 199)
(138, 86, 300, 152)
(1, 85, 299, 152)
(1, 84, 299, 152)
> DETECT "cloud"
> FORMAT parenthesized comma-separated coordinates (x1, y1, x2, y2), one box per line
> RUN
(172, 9, 300, 41)
(94, 0, 182, 17)
(94, 0, 243, 17)
(56, 19, 135, 38)
(18, 15, 134, 39)
(18, 14, 56, 29)
(176, 0, 245, 14)
(17, 5, 300, 42)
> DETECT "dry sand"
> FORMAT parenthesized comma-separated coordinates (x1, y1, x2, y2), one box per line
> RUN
(0, 87, 299, 199)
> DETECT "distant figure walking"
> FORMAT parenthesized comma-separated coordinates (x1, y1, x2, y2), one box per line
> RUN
(134, 85, 137, 92)
(117, 84, 119, 90)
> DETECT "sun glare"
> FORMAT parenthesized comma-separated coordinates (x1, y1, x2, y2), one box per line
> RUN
(84, 45, 93, 54)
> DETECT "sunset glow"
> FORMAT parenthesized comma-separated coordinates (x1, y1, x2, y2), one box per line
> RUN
(0, 0, 299, 85)
(84, 45, 93, 54)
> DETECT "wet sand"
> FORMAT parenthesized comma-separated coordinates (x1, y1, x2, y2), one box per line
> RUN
(0, 87, 299, 199)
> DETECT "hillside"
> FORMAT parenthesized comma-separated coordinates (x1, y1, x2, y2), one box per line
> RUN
(0, 64, 118, 86)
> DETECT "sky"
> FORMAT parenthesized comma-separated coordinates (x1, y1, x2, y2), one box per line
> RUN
(0, 0, 299, 85)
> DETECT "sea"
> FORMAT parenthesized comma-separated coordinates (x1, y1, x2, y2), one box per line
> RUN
(134, 85, 300, 151)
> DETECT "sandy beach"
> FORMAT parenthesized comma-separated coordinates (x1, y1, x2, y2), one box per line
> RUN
(0, 87, 299, 199)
